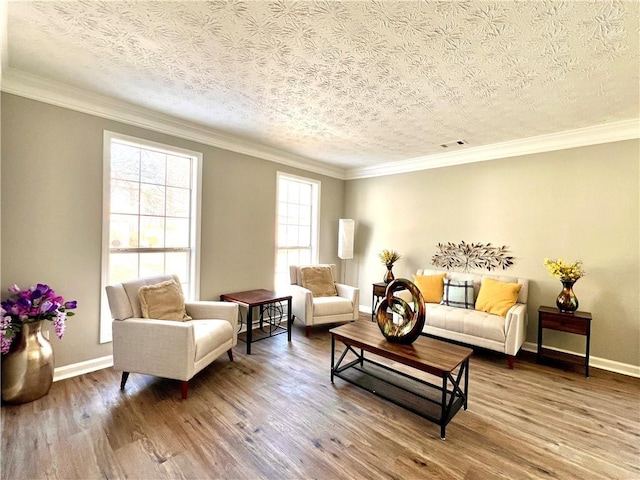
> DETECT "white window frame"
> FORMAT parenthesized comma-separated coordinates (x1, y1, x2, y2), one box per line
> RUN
(274, 172, 320, 291)
(100, 131, 202, 343)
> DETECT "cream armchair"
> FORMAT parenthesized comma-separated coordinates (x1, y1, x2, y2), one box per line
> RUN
(105, 274, 238, 399)
(289, 264, 359, 336)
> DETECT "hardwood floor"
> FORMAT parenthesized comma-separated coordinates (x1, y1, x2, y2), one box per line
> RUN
(2, 316, 639, 480)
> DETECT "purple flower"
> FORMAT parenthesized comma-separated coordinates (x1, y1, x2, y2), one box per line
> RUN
(39, 300, 54, 314)
(0, 316, 14, 354)
(36, 284, 53, 296)
(1, 284, 76, 354)
(53, 314, 66, 339)
(0, 334, 12, 354)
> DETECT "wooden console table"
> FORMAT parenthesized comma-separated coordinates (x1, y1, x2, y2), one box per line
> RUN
(220, 289, 292, 355)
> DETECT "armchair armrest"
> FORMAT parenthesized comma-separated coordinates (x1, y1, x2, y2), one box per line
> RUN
(112, 318, 197, 380)
(335, 283, 360, 319)
(335, 283, 358, 301)
(289, 284, 313, 323)
(185, 301, 238, 331)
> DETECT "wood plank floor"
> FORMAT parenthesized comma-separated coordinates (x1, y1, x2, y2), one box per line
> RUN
(2, 316, 639, 480)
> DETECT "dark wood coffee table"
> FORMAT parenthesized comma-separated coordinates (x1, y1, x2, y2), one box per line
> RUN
(330, 320, 472, 439)
(220, 289, 292, 354)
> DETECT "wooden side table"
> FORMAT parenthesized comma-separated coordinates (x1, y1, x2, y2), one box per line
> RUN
(537, 306, 592, 377)
(220, 289, 292, 355)
(372, 282, 387, 321)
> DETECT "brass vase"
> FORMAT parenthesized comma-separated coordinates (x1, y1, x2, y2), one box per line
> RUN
(1, 320, 54, 404)
(556, 280, 578, 313)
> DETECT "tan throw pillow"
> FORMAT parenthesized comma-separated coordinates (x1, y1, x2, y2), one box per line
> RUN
(300, 266, 338, 297)
(138, 280, 191, 321)
(475, 278, 522, 317)
(412, 273, 446, 303)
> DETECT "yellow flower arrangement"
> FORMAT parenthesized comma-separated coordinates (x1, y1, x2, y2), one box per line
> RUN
(543, 258, 585, 282)
(379, 249, 401, 266)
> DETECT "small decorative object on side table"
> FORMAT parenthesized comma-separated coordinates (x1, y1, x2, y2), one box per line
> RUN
(543, 258, 586, 313)
(537, 306, 592, 377)
(379, 249, 401, 284)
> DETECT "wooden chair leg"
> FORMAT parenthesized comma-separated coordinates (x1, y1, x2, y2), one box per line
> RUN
(507, 355, 515, 369)
(227, 349, 234, 362)
(305, 326, 311, 337)
(181, 381, 189, 400)
(120, 372, 130, 390)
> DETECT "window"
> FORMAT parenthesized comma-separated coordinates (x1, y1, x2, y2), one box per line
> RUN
(275, 172, 320, 290)
(100, 132, 202, 342)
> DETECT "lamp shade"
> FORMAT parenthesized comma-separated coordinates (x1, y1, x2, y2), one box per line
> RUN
(338, 219, 355, 260)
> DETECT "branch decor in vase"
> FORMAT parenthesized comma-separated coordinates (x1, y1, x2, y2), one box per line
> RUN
(543, 258, 585, 313)
(379, 249, 401, 284)
(1, 283, 77, 404)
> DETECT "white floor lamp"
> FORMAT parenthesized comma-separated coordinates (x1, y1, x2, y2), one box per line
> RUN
(338, 219, 355, 284)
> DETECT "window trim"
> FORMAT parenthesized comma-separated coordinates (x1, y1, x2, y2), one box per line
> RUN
(100, 131, 202, 343)
(274, 172, 321, 290)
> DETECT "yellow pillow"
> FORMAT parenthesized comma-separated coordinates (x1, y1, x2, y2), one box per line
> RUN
(475, 278, 522, 317)
(138, 280, 191, 321)
(300, 266, 338, 297)
(412, 274, 446, 303)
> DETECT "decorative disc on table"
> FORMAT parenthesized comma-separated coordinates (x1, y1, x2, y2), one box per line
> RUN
(375, 278, 425, 344)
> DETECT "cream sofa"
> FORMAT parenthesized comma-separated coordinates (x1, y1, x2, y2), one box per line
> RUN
(415, 269, 529, 368)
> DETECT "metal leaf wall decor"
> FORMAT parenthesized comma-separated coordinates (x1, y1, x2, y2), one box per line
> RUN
(431, 241, 514, 272)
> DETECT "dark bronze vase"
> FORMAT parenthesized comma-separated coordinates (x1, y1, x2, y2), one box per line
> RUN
(556, 280, 578, 313)
(384, 264, 395, 284)
(1, 321, 54, 404)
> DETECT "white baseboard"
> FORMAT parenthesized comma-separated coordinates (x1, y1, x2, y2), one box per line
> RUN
(522, 341, 640, 378)
(53, 355, 113, 382)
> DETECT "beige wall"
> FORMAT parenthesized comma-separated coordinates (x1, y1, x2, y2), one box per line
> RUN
(0, 93, 345, 367)
(345, 140, 640, 367)
(3, 92, 638, 370)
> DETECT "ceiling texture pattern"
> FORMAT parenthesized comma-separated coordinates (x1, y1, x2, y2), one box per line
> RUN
(5, 1, 640, 175)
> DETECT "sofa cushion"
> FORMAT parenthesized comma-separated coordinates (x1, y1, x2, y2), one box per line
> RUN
(301, 266, 338, 297)
(138, 280, 191, 321)
(424, 303, 506, 343)
(475, 278, 522, 317)
(440, 279, 475, 309)
(413, 273, 446, 303)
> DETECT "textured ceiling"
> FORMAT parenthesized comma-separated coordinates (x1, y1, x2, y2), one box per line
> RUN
(5, 1, 640, 171)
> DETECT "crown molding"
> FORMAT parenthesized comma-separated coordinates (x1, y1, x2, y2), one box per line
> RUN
(346, 119, 640, 179)
(0, 68, 347, 180)
(3, 68, 637, 182)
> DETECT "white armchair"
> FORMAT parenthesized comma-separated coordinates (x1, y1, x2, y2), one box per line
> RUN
(289, 264, 359, 336)
(105, 274, 238, 399)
